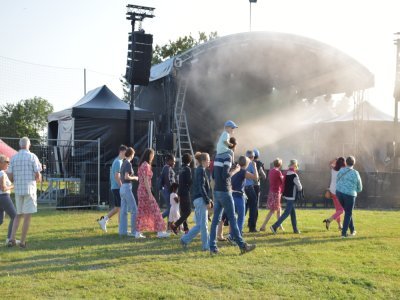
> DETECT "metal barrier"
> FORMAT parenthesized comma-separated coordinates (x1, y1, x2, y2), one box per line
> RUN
(0, 137, 102, 209)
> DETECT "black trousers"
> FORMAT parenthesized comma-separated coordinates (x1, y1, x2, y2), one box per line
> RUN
(245, 185, 258, 230)
(174, 195, 191, 231)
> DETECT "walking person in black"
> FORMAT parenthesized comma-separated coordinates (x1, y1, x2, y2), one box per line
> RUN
(270, 159, 302, 234)
(171, 153, 193, 234)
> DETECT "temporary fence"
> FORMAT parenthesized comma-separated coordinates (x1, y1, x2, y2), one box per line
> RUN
(1, 137, 102, 209)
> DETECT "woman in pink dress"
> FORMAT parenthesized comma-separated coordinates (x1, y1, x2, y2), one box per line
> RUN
(259, 158, 284, 231)
(136, 148, 170, 238)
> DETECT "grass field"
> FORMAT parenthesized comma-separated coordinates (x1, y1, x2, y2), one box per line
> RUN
(0, 209, 399, 299)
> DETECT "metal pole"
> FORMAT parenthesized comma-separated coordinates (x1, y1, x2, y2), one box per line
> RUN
(129, 19, 136, 146)
(84, 68, 87, 95)
(97, 138, 101, 207)
(249, 2, 252, 32)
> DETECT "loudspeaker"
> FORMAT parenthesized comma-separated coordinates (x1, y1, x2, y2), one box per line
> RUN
(156, 133, 174, 151)
(127, 32, 153, 86)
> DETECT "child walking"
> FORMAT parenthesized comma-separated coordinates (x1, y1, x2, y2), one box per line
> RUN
(168, 183, 180, 230)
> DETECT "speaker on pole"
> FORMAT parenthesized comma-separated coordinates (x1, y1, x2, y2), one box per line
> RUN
(125, 32, 153, 86)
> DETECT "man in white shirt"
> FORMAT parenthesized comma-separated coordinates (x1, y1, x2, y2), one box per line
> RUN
(7, 137, 42, 248)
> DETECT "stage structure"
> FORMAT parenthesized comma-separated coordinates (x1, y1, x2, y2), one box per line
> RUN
(135, 32, 374, 162)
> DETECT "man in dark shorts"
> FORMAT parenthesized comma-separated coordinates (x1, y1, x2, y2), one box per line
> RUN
(98, 145, 127, 232)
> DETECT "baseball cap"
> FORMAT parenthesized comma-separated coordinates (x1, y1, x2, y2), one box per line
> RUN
(224, 120, 238, 128)
(246, 150, 255, 158)
(253, 149, 260, 157)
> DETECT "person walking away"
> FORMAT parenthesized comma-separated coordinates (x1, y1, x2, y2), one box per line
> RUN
(210, 132, 256, 255)
(168, 183, 180, 230)
(244, 150, 259, 232)
(229, 155, 258, 241)
(253, 149, 266, 216)
(171, 153, 193, 234)
(270, 159, 302, 235)
(118, 147, 141, 237)
(323, 157, 346, 230)
(335, 156, 362, 238)
(7, 137, 42, 248)
(136, 148, 170, 238)
(260, 158, 285, 231)
(98, 145, 127, 232)
(0, 155, 17, 245)
(181, 152, 213, 250)
(160, 154, 176, 221)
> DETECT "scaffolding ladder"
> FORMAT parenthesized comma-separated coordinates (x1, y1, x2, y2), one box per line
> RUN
(173, 77, 194, 164)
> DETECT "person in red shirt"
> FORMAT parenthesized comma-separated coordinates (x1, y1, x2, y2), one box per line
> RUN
(260, 158, 284, 231)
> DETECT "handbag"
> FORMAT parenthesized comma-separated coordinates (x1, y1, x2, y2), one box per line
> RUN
(324, 189, 332, 199)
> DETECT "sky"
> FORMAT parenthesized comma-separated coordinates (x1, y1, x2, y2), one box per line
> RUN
(0, 0, 399, 114)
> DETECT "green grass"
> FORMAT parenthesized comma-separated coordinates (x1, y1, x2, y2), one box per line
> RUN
(0, 209, 399, 299)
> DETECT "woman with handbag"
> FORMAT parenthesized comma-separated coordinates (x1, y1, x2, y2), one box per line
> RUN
(323, 157, 346, 230)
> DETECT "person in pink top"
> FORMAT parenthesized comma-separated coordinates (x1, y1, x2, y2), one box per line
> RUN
(323, 157, 346, 230)
(260, 158, 284, 231)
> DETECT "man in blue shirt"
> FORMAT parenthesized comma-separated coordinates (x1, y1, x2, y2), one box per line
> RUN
(244, 150, 259, 232)
(98, 145, 127, 232)
(210, 131, 256, 255)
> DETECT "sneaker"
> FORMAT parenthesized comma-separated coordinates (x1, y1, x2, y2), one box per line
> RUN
(226, 235, 237, 246)
(270, 226, 277, 235)
(350, 231, 357, 237)
(210, 248, 220, 255)
(5, 238, 20, 246)
(157, 231, 170, 238)
(180, 239, 188, 249)
(97, 218, 107, 232)
(293, 230, 301, 234)
(134, 232, 146, 239)
(6, 239, 16, 247)
(240, 243, 256, 255)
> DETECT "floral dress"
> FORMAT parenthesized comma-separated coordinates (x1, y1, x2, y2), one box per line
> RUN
(136, 161, 166, 232)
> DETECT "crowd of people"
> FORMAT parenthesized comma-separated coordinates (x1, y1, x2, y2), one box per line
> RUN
(1, 123, 363, 253)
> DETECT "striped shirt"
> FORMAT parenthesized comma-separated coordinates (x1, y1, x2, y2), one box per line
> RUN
(9, 149, 42, 195)
(212, 151, 233, 192)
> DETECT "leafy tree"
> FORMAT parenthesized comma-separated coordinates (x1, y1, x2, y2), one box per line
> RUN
(0, 97, 54, 139)
(152, 32, 218, 65)
(120, 77, 131, 104)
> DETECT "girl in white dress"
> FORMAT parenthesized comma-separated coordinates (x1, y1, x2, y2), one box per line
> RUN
(168, 183, 180, 229)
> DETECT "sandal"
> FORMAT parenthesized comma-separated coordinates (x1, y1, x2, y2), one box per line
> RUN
(217, 237, 227, 242)
(323, 219, 331, 230)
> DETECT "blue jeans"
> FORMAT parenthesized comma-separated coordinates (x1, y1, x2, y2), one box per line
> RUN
(210, 191, 246, 251)
(119, 183, 137, 235)
(231, 193, 245, 235)
(245, 185, 258, 230)
(336, 191, 355, 236)
(161, 188, 170, 219)
(181, 198, 209, 250)
(272, 199, 298, 232)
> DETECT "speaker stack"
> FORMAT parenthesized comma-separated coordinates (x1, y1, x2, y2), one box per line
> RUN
(125, 32, 153, 86)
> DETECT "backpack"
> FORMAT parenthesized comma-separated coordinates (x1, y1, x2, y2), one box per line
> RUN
(157, 165, 166, 191)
